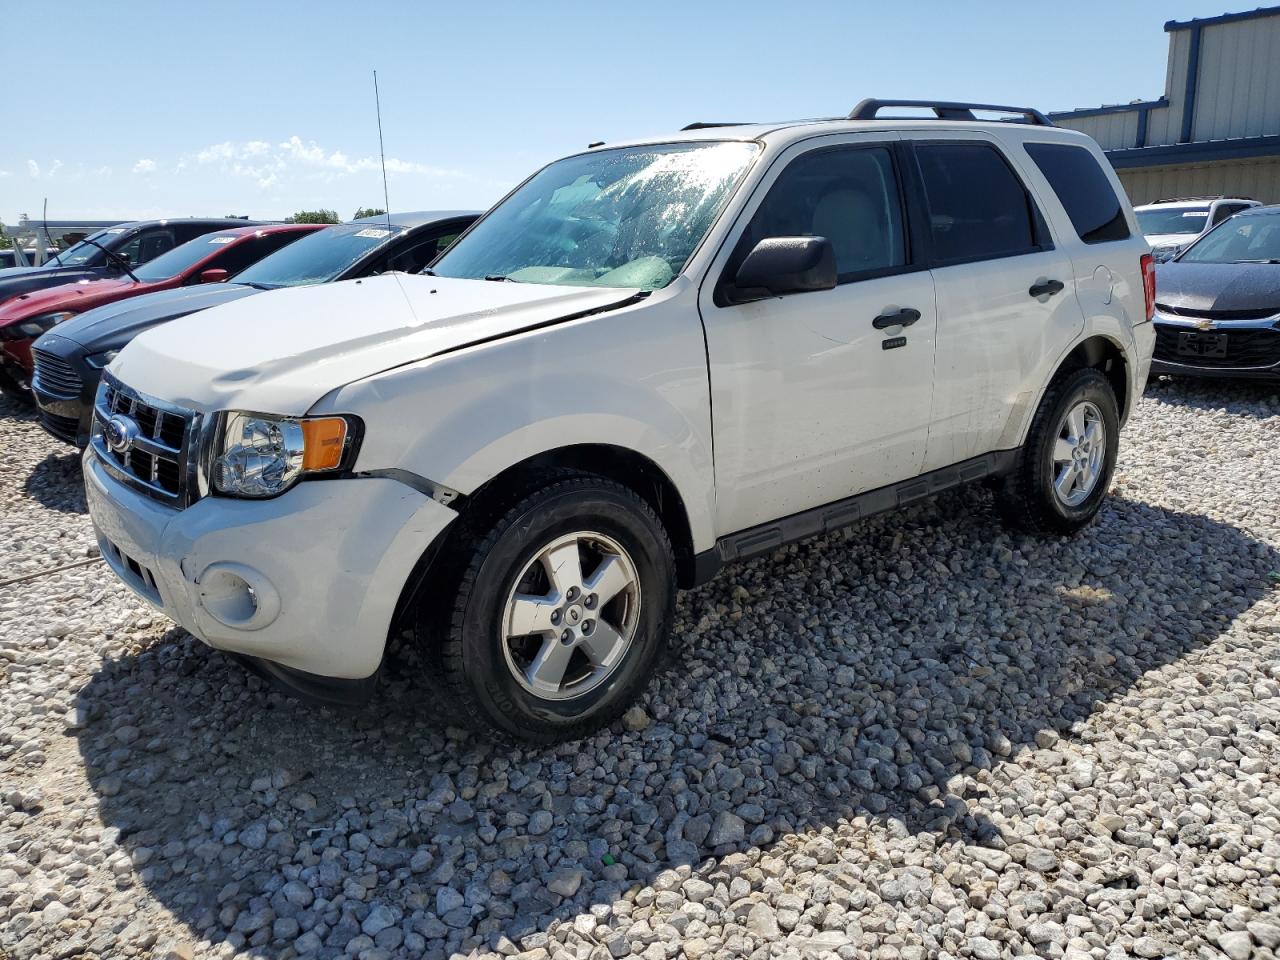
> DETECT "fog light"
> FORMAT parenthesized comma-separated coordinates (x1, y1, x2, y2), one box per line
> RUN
(195, 562, 281, 630)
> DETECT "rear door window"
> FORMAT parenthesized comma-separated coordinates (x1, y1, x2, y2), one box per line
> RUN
(1024, 142, 1130, 244)
(914, 142, 1044, 264)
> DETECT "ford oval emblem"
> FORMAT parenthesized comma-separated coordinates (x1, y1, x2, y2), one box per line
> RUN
(104, 415, 139, 454)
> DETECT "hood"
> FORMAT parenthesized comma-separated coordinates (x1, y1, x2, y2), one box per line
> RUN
(46, 283, 260, 351)
(0, 266, 100, 306)
(1154, 261, 1280, 318)
(0, 277, 152, 326)
(112, 274, 642, 414)
(1145, 233, 1197, 247)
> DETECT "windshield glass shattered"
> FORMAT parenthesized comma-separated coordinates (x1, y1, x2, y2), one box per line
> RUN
(431, 141, 758, 291)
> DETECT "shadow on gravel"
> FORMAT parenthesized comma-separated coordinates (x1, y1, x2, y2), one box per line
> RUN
(1145, 374, 1280, 420)
(23, 450, 86, 513)
(69, 489, 1279, 958)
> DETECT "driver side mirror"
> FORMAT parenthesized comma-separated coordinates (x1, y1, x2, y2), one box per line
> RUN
(731, 237, 837, 303)
(198, 268, 229, 284)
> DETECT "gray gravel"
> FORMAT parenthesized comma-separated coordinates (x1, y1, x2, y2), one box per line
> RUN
(2, 376, 1279, 960)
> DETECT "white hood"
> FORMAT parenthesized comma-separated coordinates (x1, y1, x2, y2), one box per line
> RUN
(110, 274, 639, 414)
(1144, 232, 1196, 247)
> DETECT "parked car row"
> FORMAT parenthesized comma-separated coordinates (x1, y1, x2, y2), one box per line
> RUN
(26, 211, 477, 445)
(1147, 204, 1280, 380)
(0, 100, 1272, 744)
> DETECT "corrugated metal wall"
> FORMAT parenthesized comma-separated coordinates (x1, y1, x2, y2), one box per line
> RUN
(1055, 112, 1139, 150)
(1118, 158, 1280, 205)
(1145, 29, 1190, 146)
(1193, 18, 1280, 140)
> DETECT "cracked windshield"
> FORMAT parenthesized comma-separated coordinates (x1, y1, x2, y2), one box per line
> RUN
(431, 141, 758, 291)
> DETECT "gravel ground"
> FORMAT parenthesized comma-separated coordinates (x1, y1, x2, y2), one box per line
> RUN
(2, 377, 1279, 960)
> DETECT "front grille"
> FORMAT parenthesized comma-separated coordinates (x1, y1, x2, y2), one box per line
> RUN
(1155, 303, 1279, 322)
(32, 348, 82, 397)
(38, 408, 79, 445)
(91, 375, 197, 505)
(1154, 325, 1280, 368)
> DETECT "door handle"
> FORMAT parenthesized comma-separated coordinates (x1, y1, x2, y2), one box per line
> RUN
(1029, 279, 1065, 298)
(872, 307, 921, 330)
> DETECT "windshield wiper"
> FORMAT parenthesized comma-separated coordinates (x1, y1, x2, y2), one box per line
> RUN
(78, 238, 140, 282)
(1234, 258, 1280, 264)
(484, 274, 521, 282)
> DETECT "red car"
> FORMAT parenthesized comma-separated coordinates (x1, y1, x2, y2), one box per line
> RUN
(0, 224, 322, 398)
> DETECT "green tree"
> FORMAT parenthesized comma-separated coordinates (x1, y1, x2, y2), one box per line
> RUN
(353, 207, 386, 220)
(284, 209, 340, 224)
(0, 223, 11, 250)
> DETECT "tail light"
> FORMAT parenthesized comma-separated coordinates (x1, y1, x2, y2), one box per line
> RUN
(1141, 253, 1156, 322)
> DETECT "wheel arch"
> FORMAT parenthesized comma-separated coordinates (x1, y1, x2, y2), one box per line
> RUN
(391, 443, 702, 631)
(1043, 333, 1131, 428)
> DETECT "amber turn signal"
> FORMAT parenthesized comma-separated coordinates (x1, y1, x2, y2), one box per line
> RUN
(300, 417, 348, 471)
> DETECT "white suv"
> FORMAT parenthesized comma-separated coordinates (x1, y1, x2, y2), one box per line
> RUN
(85, 99, 1156, 743)
(1135, 196, 1261, 262)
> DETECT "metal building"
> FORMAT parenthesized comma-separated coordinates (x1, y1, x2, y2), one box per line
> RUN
(1050, 6, 1280, 204)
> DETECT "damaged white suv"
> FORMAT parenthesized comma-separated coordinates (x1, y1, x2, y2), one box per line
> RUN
(86, 100, 1155, 743)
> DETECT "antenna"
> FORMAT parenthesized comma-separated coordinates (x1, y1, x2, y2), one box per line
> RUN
(373, 71, 393, 231)
(41, 197, 55, 267)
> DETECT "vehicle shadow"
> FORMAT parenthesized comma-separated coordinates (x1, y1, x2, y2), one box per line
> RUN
(23, 450, 86, 513)
(1145, 373, 1280, 419)
(68, 487, 1279, 958)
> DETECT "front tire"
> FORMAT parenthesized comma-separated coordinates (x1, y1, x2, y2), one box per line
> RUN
(419, 475, 676, 744)
(0, 365, 32, 405)
(996, 367, 1120, 536)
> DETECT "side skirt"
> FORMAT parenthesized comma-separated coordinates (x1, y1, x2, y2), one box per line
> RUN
(690, 449, 1020, 584)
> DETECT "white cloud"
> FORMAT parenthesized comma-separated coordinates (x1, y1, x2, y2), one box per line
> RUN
(189, 136, 468, 190)
(48, 160, 63, 178)
(27, 160, 39, 178)
(132, 159, 156, 174)
(0, 169, 9, 178)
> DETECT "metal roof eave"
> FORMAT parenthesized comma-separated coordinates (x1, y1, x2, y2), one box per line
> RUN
(1106, 135, 1280, 168)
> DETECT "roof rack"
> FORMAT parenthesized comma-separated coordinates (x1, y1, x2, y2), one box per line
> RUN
(680, 122, 752, 131)
(849, 99, 1054, 126)
(1152, 195, 1243, 203)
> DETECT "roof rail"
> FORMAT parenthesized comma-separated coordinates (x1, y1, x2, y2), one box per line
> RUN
(1152, 195, 1234, 203)
(680, 121, 752, 131)
(849, 99, 1054, 126)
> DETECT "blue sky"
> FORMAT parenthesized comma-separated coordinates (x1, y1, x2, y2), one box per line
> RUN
(1, 0, 1243, 225)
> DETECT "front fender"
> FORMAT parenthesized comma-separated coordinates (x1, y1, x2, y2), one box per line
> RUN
(315, 292, 717, 551)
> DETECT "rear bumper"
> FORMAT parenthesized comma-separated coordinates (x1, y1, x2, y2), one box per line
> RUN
(84, 450, 459, 681)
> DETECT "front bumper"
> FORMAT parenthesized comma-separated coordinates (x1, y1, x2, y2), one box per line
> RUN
(1151, 314, 1280, 380)
(84, 449, 459, 682)
(31, 339, 99, 447)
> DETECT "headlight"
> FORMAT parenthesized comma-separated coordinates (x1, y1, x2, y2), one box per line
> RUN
(85, 349, 119, 369)
(17, 311, 76, 338)
(210, 411, 359, 498)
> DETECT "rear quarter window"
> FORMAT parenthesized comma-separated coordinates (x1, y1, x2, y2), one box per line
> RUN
(1024, 142, 1130, 244)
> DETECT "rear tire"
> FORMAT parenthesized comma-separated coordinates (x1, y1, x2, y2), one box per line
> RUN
(418, 475, 676, 744)
(996, 367, 1119, 536)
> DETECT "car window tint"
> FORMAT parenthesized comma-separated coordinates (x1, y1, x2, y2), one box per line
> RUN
(1024, 142, 1130, 244)
(739, 146, 906, 280)
(134, 230, 176, 264)
(915, 142, 1039, 262)
(209, 233, 305, 277)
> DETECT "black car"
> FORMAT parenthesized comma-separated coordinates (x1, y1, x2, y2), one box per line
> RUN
(31, 210, 479, 446)
(0, 219, 264, 308)
(1151, 204, 1280, 380)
